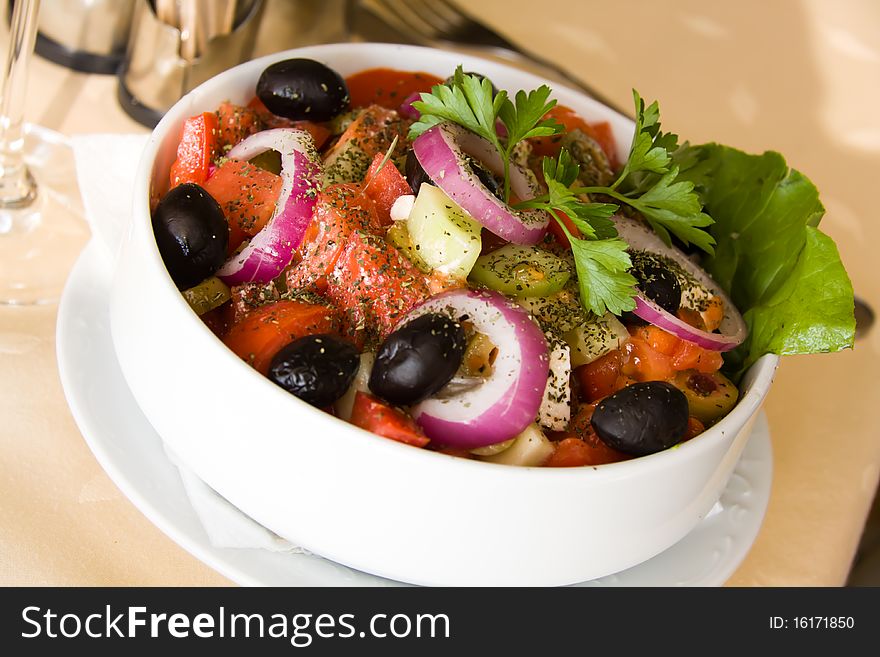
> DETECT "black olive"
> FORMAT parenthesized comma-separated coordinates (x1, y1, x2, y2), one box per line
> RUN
(369, 313, 466, 406)
(152, 183, 228, 290)
(621, 253, 682, 325)
(268, 334, 359, 407)
(256, 58, 349, 122)
(590, 381, 689, 456)
(470, 159, 503, 200)
(405, 148, 431, 194)
(633, 254, 681, 314)
(444, 71, 498, 96)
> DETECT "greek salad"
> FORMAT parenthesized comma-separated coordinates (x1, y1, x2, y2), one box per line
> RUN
(151, 58, 855, 467)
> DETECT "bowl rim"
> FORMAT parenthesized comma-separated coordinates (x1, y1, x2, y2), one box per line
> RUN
(132, 41, 779, 482)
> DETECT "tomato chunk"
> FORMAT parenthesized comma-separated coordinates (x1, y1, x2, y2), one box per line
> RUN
(323, 105, 407, 183)
(621, 337, 675, 382)
(677, 307, 706, 330)
(345, 68, 444, 110)
(202, 159, 282, 240)
(547, 403, 630, 466)
(229, 281, 280, 325)
(684, 416, 705, 441)
(326, 229, 430, 341)
(543, 438, 595, 467)
(287, 184, 383, 293)
(350, 391, 430, 447)
(169, 112, 219, 187)
(670, 339, 724, 373)
(363, 152, 412, 226)
(215, 101, 262, 151)
(701, 296, 725, 332)
(298, 121, 332, 150)
(222, 300, 339, 374)
(630, 325, 681, 356)
(225, 220, 248, 256)
(576, 349, 622, 403)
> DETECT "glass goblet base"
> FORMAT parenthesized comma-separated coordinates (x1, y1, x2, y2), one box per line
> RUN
(0, 124, 90, 305)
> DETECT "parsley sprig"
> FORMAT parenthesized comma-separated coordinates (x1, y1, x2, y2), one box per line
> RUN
(613, 91, 681, 185)
(408, 72, 717, 317)
(516, 91, 718, 314)
(409, 67, 564, 202)
(517, 150, 637, 315)
(522, 90, 717, 255)
(560, 224, 639, 317)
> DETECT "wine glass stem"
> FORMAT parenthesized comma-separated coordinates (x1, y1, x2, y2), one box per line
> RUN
(0, 0, 40, 210)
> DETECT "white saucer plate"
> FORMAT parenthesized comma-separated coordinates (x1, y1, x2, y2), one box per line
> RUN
(57, 241, 773, 586)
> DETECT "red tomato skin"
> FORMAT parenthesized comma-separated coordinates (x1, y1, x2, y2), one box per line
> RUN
(323, 105, 406, 182)
(326, 229, 431, 342)
(350, 391, 430, 447)
(671, 340, 724, 373)
(546, 404, 631, 466)
(215, 101, 262, 150)
(345, 68, 444, 110)
(630, 325, 681, 357)
(621, 337, 676, 382)
(169, 112, 219, 187)
(546, 210, 583, 248)
(202, 159, 282, 237)
(287, 184, 383, 293)
(221, 300, 339, 375)
(363, 153, 412, 226)
(576, 350, 623, 403)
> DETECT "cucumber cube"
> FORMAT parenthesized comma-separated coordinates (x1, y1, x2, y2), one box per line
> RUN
(407, 184, 482, 279)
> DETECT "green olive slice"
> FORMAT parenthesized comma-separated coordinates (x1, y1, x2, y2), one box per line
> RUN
(671, 369, 738, 424)
(469, 244, 570, 297)
(182, 276, 231, 316)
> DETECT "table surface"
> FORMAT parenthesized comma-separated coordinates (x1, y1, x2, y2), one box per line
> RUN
(2, 0, 878, 586)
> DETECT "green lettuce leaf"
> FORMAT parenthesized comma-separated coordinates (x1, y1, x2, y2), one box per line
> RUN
(674, 143, 855, 378)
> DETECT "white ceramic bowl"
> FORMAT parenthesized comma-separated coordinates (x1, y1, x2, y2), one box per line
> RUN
(109, 43, 778, 586)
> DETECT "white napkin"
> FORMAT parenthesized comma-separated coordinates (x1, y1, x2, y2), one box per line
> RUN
(72, 133, 298, 553)
(164, 445, 301, 552)
(71, 134, 150, 260)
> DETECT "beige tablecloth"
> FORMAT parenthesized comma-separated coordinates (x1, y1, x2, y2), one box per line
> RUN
(1, 0, 878, 586)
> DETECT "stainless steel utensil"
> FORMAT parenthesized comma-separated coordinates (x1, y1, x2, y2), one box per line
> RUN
(350, 0, 630, 117)
(31, 0, 136, 74)
(117, 0, 265, 127)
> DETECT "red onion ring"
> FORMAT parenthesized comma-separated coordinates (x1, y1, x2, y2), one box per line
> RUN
(412, 123, 549, 245)
(614, 215, 747, 352)
(216, 128, 321, 285)
(398, 92, 421, 119)
(406, 288, 549, 448)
